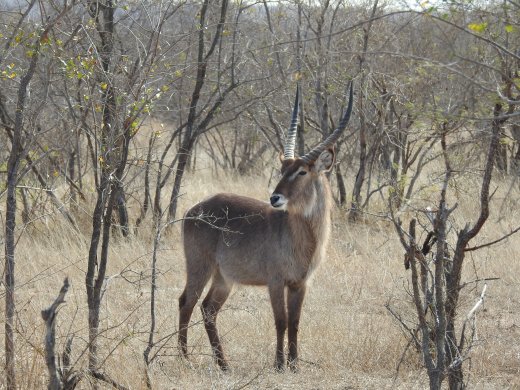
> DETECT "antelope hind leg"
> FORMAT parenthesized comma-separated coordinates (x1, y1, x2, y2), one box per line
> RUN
(201, 271, 232, 371)
(178, 268, 213, 359)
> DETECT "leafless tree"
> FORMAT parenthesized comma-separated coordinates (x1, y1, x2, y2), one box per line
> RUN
(2, 2, 74, 387)
(348, 0, 379, 221)
(166, 0, 233, 221)
(392, 113, 507, 388)
(81, 0, 179, 386)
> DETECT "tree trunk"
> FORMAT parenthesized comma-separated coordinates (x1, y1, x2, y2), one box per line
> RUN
(492, 103, 507, 173)
(116, 185, 129, 237)
(3, 14, 48, 385)
(42, 278, 70, 390)
(447, 319, 465, 390)
(166, 0, 229, 221)
(143, 218, 162, 389)
(136, 134, 154, 228)
(495, 133, 507, 173)
(5, 137, 21, 390)
(348, 0, 378, 221)
(20, 187, 31, 225)
(86, 185, 106, 376)
(390, 137, 402, 209)
(68, 150, 77, 211)
(511, 124, 520, 173)
(349, 114, 367, 221)
(86, 0, 118, 381)
(168, 137, 193, 221)
(335, 163, 347, 205)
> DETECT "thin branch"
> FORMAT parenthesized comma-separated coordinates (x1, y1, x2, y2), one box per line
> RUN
(91, 371, 129, 390)
(0, 0, 38, 66)
(455, 284, 489, 368)
(465, 225, 520, 252)
(466, 284, 487, 321)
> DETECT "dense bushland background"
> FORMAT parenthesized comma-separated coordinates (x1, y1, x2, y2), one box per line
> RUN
(1, 0, 519, 388)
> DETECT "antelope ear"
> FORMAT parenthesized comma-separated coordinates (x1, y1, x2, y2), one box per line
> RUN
(313, 147, 335, 172)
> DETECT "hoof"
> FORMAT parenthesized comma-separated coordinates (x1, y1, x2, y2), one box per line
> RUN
(288, 357, 299, 373)
(217, 359, 230, 372)
(288, 363, 300, 373)
(274, 361, 285, 372)
(219, 364, 230, 372)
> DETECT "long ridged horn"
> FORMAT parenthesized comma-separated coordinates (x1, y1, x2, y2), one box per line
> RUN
(301, 81, 353, 164)
(283, 85, 300, 160)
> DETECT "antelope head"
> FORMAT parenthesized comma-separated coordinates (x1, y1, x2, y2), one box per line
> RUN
(270, 82, 354, 214)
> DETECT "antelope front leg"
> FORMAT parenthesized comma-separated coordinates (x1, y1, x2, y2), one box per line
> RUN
(287, 283, 306, 372)
(268, 281, 287, 371)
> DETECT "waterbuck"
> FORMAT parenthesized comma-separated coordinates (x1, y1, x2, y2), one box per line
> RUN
(178, 83, 353, 371)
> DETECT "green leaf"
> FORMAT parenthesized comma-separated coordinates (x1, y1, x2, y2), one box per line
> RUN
(468, 22, 488, 33)
(505, 25, 516, 33)
(500, 136, 512, 146)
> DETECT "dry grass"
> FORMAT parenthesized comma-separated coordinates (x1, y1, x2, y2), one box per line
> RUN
(1, 161, 520, 389)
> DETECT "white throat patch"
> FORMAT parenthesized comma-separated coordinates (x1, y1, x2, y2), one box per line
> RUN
(303, 187, 317, 218)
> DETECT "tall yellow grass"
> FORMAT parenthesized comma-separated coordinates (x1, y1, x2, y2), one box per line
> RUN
(1, 158, 519, 389)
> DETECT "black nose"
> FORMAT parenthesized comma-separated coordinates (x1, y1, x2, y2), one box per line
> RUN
(270, 195, 280, 206)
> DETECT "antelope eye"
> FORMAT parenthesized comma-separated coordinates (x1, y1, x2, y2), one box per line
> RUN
(299, 170, 307, 176)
